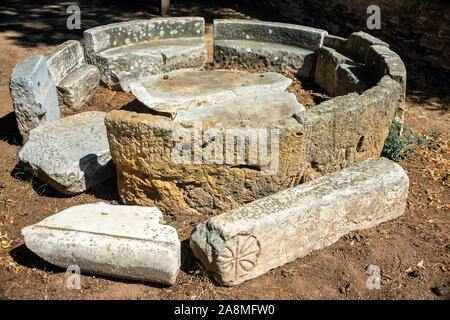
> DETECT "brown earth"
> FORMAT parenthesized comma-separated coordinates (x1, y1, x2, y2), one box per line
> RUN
(0, 0, 448, 300)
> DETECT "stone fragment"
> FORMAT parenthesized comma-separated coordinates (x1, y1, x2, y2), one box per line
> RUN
(345, 31, 389, 62)
(22, 202, 180, 285)
(173, 92, 305, 123)
(314, 46, 357, 96)
(323, 35, 347, 51)
(213, 19, 327, 77)
(83, 17, 207, 91)
(10, 55, 60, 143)
(45, 40, 100, 110)
(129, 70, 292, 116)
(57, 64, 100, 110)
(18, 111, 115, 194)
(190, 158, 409, 286)
(335, 64, 371, 96)
(365, 45, 407, 124)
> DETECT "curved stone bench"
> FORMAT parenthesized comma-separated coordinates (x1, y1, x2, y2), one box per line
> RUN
(83, 17, 207, 91)
(213, 19, 328, 77)
(45, 40, 100, 110)
(314, 31, 406, 122)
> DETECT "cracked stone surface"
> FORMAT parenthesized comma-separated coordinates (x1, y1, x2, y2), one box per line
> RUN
(18, 111, 115, 194)
(129, 69, 293, 116)
(22, 202, 180, 285)
(10, 55, 60, 143)
(190, 158, 409, 286)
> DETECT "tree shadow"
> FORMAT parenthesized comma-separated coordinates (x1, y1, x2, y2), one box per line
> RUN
(0, 112, 22, 146)
(0, 0, 288, 48)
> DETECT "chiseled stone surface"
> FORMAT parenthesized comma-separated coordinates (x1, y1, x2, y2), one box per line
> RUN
(83, 17, 207, 91)
(18, 111, 115, 194)
(174, 92, 305, 123)
(213, 19, 327, 77)
(105, 110, 304, 215)
(314, 46, 357, 96)
(190, 158, 409, 286)
(57, 64, 100, 110)
(45, 40, 100, 110)
(106, 76, 403, 216)
(345, 31, 389, 62)
(10, 55, 60, 143)
(129, 70, 292, 116)
(45, 40, 85, 85)
(22, 202, 180, 285)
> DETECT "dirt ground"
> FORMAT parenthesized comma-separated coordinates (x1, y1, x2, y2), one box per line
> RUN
(0, 0, 449, 300)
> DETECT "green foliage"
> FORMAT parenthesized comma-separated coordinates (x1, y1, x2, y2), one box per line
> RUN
(381, 120, 441, 161)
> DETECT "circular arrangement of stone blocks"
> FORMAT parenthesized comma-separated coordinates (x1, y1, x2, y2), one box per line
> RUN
(12, 17, 409, 286)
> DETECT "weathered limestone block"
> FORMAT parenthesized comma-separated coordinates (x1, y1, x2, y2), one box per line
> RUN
(57, 64, 100, 110)
(345, 31, 389, 62)
(214, 19, 327, 77)
(18, 111, 115, 194)
(323, 34, 347, 51)
(314, 46, 357, 96)
(105, 110, 305, 216)
(129, 70, 293, 116)
(295, 76, 403, 181)
(190, 158, 409, 286)
(45, 40, 100, 110)
(22, 202, 180, 285)
(10, 55, 60, 143)
(334, 64, 371, 97)
(83, 17, 207, 91)
(45, 40, 85, 84)
(365, 45, 407, 124)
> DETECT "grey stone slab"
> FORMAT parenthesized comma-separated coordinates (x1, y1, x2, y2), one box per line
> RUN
(83, 17, 207, 91)
(174, 92, 305, 123)
(323, 35, 347, 51)
(345, 31, 389, 62)
(22, 202, 180, 285)
(45, 40, 85, 85)
(190, 158, 409, 286)
(335, 64, 371, 96)
(129, 69, 293, 116)
(314, 46, 358, 96)
(10, 54, 60, 143)
(214, 19, 327, 50)
(57, 63, 100, 110)
(214, 40, 316, 77)
(18, 111, 115, 194)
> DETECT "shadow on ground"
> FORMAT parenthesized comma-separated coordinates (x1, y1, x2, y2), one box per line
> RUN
(0, 0, 285, 47)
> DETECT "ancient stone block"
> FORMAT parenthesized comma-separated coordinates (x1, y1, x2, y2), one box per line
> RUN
(314, 46, 357, 96)
(345, 31, 389, 62)
(295, 76, 403, 181)
(190, 158, 409, 286)
(18, 111, 115, 194)
(323, 34, 347, 51)
(335, 64, 371, 96)
(57, 64, 100, 110)
(22, 202, 180, 285)
(129, 70, 293, 116)
(45, 40, 100, 110)
(365, 45, 407, 124)
(10, 55, 60, 143)
(213, 19, 327, 77)
(105, 110, 305, 216)
(83, 17, 207, 91)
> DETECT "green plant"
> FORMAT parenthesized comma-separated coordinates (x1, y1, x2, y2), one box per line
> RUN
(381, 120, 442, 161)
(382, 120, 418, 161)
